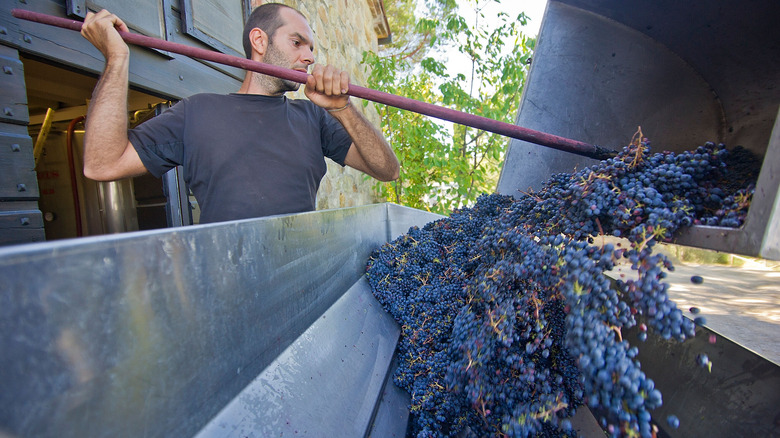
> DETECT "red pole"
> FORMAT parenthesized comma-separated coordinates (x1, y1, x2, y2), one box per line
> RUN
(11, 8, 616, 160)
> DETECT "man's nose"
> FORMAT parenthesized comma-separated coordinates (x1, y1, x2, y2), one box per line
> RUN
(302, 48, 314, 65)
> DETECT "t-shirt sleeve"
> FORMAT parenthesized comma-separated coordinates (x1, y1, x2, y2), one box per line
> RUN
(319, 109, 353, 166)
(128, 100, 187, 178)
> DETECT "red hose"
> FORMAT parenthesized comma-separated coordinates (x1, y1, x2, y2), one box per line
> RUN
(67, 116, 86, 237)
(11, 8, 615, 160)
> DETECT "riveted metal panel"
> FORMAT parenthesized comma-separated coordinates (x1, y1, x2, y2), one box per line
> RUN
(0, 127, 38, 200)
(0, 63, 42, 244)
(0, 44, 28, 125)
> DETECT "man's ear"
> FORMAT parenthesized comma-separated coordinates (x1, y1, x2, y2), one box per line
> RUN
(248, 27, 268, 59)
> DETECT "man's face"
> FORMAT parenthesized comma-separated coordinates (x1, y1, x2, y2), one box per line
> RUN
(262, 9, 315, 93)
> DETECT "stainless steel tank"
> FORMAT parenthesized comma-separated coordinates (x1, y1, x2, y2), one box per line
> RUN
(498, 0, 780, 260)
(35, 127, 138, 239)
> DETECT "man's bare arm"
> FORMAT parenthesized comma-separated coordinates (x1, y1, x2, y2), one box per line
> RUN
(81, 10, 147, 181)
(305, 65, 399, 181)
(329, 101, 399, 181)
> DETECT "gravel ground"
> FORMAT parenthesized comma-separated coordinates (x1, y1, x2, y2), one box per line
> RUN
(611, 247, 780, 365)
(661, 259, 780, 365)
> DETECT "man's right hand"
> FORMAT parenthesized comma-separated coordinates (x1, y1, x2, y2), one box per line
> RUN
(81, 9, 130, 61)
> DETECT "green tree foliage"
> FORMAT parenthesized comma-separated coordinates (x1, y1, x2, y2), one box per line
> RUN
(364, 0, 535, 214)
(380, 0, 458, 62)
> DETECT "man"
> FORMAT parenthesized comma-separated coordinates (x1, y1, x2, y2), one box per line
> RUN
(80, 3, 399, 223)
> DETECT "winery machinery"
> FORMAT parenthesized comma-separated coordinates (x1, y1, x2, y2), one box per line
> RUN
(1, 0, 779, 437)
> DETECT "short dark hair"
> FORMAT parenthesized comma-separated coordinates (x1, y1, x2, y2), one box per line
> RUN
(242, 3, 303, 59)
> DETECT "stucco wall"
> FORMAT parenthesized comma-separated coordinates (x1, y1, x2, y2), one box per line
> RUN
(254, 0, 387, 210)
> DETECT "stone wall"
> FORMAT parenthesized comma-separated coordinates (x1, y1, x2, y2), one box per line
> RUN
(252, 0, 388, 210)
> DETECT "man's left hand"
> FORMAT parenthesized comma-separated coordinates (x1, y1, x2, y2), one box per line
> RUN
(304, 64, 350, 110)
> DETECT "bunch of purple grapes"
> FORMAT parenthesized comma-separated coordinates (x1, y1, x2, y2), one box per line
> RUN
(368, 194, 514, 436)
(366, 137, 756, 437)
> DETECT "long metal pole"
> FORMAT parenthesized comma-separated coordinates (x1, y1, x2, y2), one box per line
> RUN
(12, 8, 615, 160)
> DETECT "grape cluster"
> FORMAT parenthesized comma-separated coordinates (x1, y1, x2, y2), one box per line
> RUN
(368, 194, 514, 436)
(366, 136, 757, 437)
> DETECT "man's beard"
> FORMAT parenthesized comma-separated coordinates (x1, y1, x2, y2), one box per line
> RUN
(263, 41, 302, 94)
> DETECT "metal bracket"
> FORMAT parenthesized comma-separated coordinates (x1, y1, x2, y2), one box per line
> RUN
(163, 165, 193, 227)
(65, 0, 86, 19)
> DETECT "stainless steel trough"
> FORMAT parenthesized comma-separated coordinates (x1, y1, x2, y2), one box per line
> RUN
(1, 201, 777, 438)
(0, 203, 441, 437)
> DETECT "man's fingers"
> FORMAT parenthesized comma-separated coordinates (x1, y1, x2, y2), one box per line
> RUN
(304, 64, 351, 111)
(83, 9, 129, 34)
(80, 9, 130, 59)
(81, 11, 97, 35)
(322, 65, 336, 95)
(305, 74, 316, 90)
(112, 14, 130, 33)
(310, 65, 350, 96)
(328, 67, 350, 95)
(339, 70, 350, 94)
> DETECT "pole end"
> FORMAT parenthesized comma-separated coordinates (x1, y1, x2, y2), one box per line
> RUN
(593, 146, 618, 160)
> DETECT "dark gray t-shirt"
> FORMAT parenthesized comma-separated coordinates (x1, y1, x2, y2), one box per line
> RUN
(128, 93, 353, 223)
